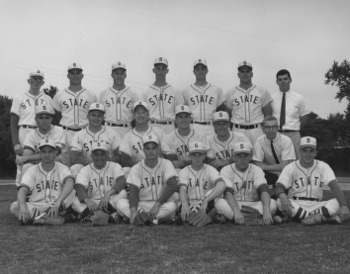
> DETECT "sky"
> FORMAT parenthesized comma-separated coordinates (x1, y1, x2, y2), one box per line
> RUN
(0, 0, 349, 118)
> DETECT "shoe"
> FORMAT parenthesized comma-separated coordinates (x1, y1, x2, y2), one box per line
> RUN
(109, 212, 124, 224)
(213, 214, 228, 224)
(301, 213, 323, 225)
(273, 215, 283, 225)
(326, 215, 342, 224)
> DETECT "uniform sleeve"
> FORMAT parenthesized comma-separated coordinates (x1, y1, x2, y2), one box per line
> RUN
(19, 165, 37, 191)
(58, 164, 74, 185)
(261, 88, 273, 107)
(174, 89, 185, 105)
(216, 87, 225, 107)
(54, 127, 67, 150)
(10, 96, 21, 116)
(252, 138, 265, 162)
(119, 134, 133, 155)
(162, 159, 178, 182)
(320, 162, 336, 186)
(298, 95, 310, 117)
(23, 132, 36, 152)
(206, 138, 215, 159)
(181, 87, 189, 105)
(277, 162, 293, 189)
(178, 167, 189, 187)
(52, 92, 61, 112)
(281, 137, 296, 161)
(113, 162, 125, 179)
(220, 165, 233, 189)
(127, 164, 141, 188)
(75, 166, 91, 189)
(208, 166, 224, 185)
(161, 133, 173, 155)
(252, 165, 268, 189)
(224, 89, 233, 109)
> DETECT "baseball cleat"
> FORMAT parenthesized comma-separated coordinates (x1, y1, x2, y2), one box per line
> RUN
(301, 213, 323, 225)
(326, 215, 342, 224)
(212, 214, 228, 224)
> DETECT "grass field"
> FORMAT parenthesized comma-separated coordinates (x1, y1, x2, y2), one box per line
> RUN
(1, 185, 350, 274)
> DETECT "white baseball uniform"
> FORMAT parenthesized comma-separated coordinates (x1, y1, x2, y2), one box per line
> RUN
(225, 85, 272, 145)
(182, 83, 225, 137)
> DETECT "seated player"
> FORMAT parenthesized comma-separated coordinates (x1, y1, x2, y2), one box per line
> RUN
(70, 103, 121, 177)
(215, 142, 276, 225)
(207, 111, 251, 171)
(275, 136, 350, 225)
(119, 101, 164, 168)
(252, 115, 296, 198)
(72, 141, 127, 223)
(117, 134, 178, 225)
(178, 141, 226, 225)
(16, 104, 69, 180)
(10, 139, 75, 225)
(162, 105, 208, 170)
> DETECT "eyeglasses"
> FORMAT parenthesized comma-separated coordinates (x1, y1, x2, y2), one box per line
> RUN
(264, 125, 278, 130)
(31, 77, 43, 82)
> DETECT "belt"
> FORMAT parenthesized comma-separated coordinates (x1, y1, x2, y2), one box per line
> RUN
(106, 122, 129, 128)
(191, 121, 211, 125)
(21, 125, 37, 129)
(62, 126, 83, 132)
(234, 123, 260, 130)
(293, 196, 319, 202)
(151, 120, 173, 125)
(279, 130, 299, 133)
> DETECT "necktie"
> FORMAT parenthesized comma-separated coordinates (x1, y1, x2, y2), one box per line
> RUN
(271, 140, 280, 164)
(280, 92, 286, 130)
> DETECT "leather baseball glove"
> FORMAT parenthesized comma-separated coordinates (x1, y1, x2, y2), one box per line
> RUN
(241, 205, 263, 226)
(133, 212, 152, 226)
(188, 212, 213, 227)
(90, 211, 109, 226)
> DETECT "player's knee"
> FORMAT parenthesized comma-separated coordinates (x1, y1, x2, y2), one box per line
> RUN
(116, 198, 130, 216)
(10, 202, 19, 216)
(270, 199, 278, 215)
(325, 198, 340, 216)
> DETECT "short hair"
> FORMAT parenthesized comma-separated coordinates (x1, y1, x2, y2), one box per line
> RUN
(262, 115, 278, 126)
(276, 69, 291, 80)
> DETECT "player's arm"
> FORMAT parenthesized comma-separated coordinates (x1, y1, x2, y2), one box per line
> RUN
(111, 148, 122, 164)
(17, 186, 31, 222)
(70, 150, 86, 166)
(75, 183, 99, 212)
(48, 177, 75, 217)
(275, 183, 293, 215)
(253, 160, 292, 172)
(258, 184, 273, 225)
(262, 101, 273, 117)
(179, 185, 190, 221)
(129, 184, 140, 225)
(16, 148, 42, 165)
(328, 180, 350, 221)
(224, 189, 244, 225)
(11, 113, 22, 155)
(120, 152, 134, 168)
(199, 180, 226, 213)
(163, 153, 191, 169)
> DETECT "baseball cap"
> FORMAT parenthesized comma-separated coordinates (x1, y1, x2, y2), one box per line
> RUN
(29, 70, 44, 78)
(68, 63, 83, 71)
(194, 58, 207, 68)
(175, 105, 191, 115)
(154, 57, 168, 66)
(89, 103, 105, 113)
(238, 61, 253, 70)
(91, 141, 109, 153)
(189, 142, 208, 154)
(300, 136, 317, 149)
(112, 62, 126, 71)
(142, 134, 159, 146)
(233, 142, 252, 155)
(36, 104, 55, 116)
(38, 139, 56, 150)
(213, 111, 230, 123)
(133, 101, 149, 112)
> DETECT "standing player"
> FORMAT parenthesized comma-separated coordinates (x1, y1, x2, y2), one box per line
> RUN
(117, 134, 178, 225)
(162, 105, 208, 170)
(271, 69, 310, 158)
(10, 139, 75, 225)
(99, 62, 139, 136)
(182, 59, 226, 137)
(215, 142, 276, 225)
(207, 111, 251, 171)
(275, 136, 350, 225)
(225, 61, 272, 145)
(178, 142, 227, 225)
(11, 70, 54, 186)
(53, 63, 98, 147)
(70, 103, 121, 176)
(142, 57, 184, 134)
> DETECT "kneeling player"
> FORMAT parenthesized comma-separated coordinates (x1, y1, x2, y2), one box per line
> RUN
(10, 139, 75, 225)
(216, 142, 276, 225)
(72, 141, 127, 224)
(275, 136, 350, 225)
(178, 142, 226, 226)
(117, 134, 178, 225)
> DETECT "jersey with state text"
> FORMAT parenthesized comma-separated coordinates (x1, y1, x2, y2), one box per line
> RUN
(142, 84, 184, 121)
(178, 164, 223, 202)
(127, 158, 177, 201)
(99, 86, 139, 124)
(225, 85, 272, 125)
(71, 126, 121, 165)
(207, 131, 251, 160)
(20, 162, 73, 203)
(182, 83, 225, 122)
(221, 163, 267, 202)
(11, 92, 54, 126)
(53, 88, 97, 128)
(277, 160, 336, 201)
(76, 161, 124, 200)
(119, 125, 164, 165)
(162, 128, 208, 162)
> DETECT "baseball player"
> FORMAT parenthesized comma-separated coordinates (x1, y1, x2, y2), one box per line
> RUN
(252, 115, 296, 198)
(70, 103, 121, 177)
(215, 142, 276, 225)
(99, 62, 139, 136)
(119, 101, 164, 169)
(162, 105, 208, 170)
(10, 139, 75, 225)
(207, 111, 251, 171)
(117, 134, 178, 225)
(275, 136, 350, 225)
(178, 141, 227, 223)
(142, 57, 184, 134)
(225, 61, 273, 145)
(15, 104, 69, 183)
(182, 59, 226, 137)
(11, 70, 55, 187)
(72, 141, 127, 222)
(53, 63, 98, 147)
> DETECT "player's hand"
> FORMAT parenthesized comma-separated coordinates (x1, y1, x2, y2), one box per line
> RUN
(99, 194, 111, 212)
(280, 196, 293, 215)
(130, 208, 138, 225)
(233, 210, 245, 225)
(85, 199, 99, 212)
(14, 144, 23, 156)
(339, 205, 350, 221)
(19, 207, 31, 224)
(199, 200, 208, 214)
(48, 200, 62, 218)
(262, 211, 273, 225)
(181, 204, 191, 221)
(16, 155, 27, 165)
(210, 159, 228, 169)
(149, 202, 161, 219)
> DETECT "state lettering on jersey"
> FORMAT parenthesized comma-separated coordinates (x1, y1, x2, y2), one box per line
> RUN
(233, 95, 259, 107)
(215, 149, 234, 160)
(148, 93, 174, 106)
(21, 98, 48, 110)
(132, 142, 143, 154)
(293, 176, 322, 189)
(293, 177, 305, 189)
(189, 95, 215, 106)
(105, 97, 133, 108)
(141, 175, 164, 189)
(35, 180, 59, 192)
(62, 98, 89, 109)
(176, 145, 190, 156)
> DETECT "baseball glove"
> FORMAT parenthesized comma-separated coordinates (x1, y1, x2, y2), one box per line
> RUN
(90, 211, 110, 226)
(188, 212, 213, 227)
(133, 212, 152, 226)
(241, 205, 263, 226)
(43, 215, 65, 226)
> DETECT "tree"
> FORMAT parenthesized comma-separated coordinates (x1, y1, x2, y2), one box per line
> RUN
(43, 85, 60, 126)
